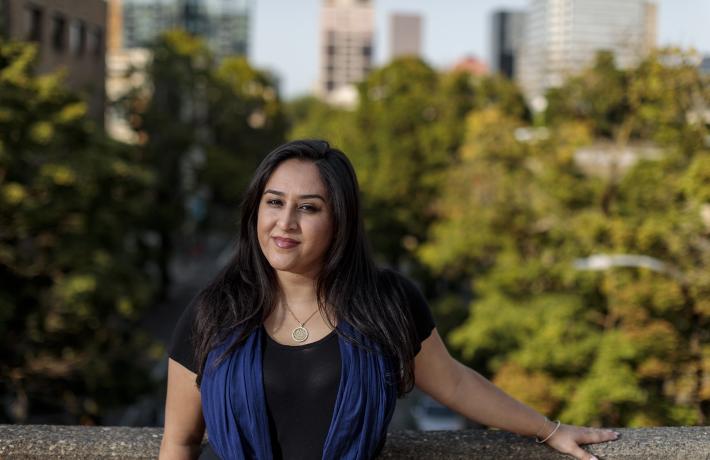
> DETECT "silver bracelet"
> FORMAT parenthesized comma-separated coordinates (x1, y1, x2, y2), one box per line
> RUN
(536, 420, 561, 444)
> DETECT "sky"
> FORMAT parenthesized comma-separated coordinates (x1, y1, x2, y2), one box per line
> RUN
(250, 0, 710, 99)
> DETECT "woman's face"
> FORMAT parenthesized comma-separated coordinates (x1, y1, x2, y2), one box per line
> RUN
(257, 159, 334, 278)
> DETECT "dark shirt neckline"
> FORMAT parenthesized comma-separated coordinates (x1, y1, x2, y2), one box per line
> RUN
(262, 325, 338, 350)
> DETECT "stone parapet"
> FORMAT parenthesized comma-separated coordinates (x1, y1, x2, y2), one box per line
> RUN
(0, 425, 708, 459)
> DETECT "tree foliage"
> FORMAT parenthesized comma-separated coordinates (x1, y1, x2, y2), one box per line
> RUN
(0, 41, 160, 423)
(127, 30, 287, 292)
(0, 29, 287, 423)
(206, 55, 287, 204)
(286, 95, 358, 150)
(419, 49, 710, 426)
(127, 30, 211, 298)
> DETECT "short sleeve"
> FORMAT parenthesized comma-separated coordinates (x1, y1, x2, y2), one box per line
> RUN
(399, 274, 436, 352)
(168, 297, 199, 373)
(383, 270, 436, 354)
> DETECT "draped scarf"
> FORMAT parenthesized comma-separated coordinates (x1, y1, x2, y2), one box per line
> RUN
(200, 321, 398, 459)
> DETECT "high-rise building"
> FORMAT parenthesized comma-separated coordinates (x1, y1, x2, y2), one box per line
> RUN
(390, 13, 422, 60)
(517, 0, 657, 104)
(122, 0, 250, 60)
(490, 10, 525, 79)
(206, 0, 250, 59)
(319, 0, 374, 106)
(0, 0, 107, 122)
(122, 0, 178, 49)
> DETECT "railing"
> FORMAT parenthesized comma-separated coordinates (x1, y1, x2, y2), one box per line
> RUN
(1, 425, 709, 459)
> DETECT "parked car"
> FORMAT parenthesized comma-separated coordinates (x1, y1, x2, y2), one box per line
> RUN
(410, 395, 466, 431)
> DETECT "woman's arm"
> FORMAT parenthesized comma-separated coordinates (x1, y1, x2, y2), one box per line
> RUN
(414, 329, 617, 460)
(159, 358, 206, 460)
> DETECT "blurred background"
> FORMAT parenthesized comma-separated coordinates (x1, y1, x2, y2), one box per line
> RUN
(0, 0, 708, 430)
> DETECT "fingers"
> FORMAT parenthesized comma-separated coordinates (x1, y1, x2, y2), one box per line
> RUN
(546, 425, 619, 460)
(565, 443, 599, 460)
(577, 427, 619, 445)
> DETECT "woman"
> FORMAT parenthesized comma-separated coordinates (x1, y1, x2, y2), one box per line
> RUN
(160, 140, 618, 460)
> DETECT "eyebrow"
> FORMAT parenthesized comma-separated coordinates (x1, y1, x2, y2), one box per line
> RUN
(263, 189, 326, 202)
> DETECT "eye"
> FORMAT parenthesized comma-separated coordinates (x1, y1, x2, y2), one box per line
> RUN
(266, 199, 283, 207)
(299, 203, 319, 213)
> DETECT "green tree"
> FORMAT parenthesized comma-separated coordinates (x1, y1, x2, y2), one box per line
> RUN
(350, 57, 464, 266)
(286, 95, 357, 150)
(130, 30, 287, 241)
(0, 41, 160, 423)
(420, 50, 709, 427)
(128, 30, 211, 299)
(546, 51, 628, 139)
(205, 56, 287, 206)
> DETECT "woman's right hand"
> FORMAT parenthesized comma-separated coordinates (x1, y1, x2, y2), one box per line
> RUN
(543, 422, 619, 460)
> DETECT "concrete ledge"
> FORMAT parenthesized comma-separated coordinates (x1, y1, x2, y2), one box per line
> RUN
(379, 427, 710, 459)
(0, 425, 708, 459)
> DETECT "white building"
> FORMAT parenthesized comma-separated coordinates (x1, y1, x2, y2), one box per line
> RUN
(517, 0, 657, 105)
(319, 0, 374, 107)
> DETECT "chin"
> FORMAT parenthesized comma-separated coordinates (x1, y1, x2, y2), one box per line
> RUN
(270, 262, 318, 277)
(266, 256, 300, 273)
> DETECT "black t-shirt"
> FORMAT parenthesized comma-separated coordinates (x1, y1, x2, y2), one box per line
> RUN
(168, 271, 435, 460)
(262, 328, 341, 460)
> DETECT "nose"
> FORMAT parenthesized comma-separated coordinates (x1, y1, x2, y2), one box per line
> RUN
(277, 207, 298, 231)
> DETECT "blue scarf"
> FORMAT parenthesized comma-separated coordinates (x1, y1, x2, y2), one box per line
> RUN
(200, 321, 398, 459)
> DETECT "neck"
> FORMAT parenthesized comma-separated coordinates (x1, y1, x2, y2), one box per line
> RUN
(276, 270, 319, 307)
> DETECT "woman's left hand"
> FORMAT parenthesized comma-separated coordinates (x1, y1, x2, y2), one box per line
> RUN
(544, 423, 619, 460)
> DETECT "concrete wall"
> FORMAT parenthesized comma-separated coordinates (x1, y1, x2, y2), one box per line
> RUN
(1, 425, 709, 459)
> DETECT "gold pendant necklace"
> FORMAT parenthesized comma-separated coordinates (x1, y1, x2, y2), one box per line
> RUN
(283, 302, 319, 343)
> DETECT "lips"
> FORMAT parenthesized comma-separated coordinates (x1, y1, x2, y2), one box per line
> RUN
(273, 236, 300, 249)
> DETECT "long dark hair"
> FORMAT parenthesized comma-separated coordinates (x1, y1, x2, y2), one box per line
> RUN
(193, 140, 419, 395)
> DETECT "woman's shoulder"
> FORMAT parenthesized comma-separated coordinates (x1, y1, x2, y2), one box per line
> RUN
(377, 267, 423, 296)
(376, 267, 432, 314)
(168, 294, 200, 373)
(376, 267, 436, 346)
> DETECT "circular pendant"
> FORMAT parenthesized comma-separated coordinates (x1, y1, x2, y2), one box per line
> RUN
(292, 326, 309, 342)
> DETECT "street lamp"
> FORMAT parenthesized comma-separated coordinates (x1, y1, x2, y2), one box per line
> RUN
(573, 254, 686, 283)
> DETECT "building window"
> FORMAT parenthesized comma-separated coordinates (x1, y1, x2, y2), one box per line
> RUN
(362, 45, 372, 58)
(326, 80, 335, 91)
(88, 27, 103, 57)
(51, 15, 66, 51)
(326, 44, 336, 56)
(25, 5, 43, 42)
(69, 20, 87, 56)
